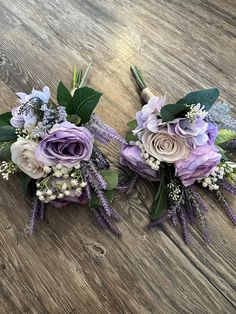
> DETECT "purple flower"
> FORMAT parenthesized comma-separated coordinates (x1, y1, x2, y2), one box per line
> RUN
(120, 144, 159, 181)
(10, 86, 51, 130)
(36, 121, 94, 167)
(167, 117, 209, 147)
(10, 106, 25, 128)
(16, 86, 51, 104)
(51, 194, 88, 208)
(207, 122, 218, 145)
(134, 95, 166, 134)
(175, 145, 221, 186)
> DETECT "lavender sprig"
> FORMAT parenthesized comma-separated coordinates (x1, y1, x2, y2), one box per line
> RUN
(179, 207, 190, 244)
(87, 160, 107, 190)
(215, 190, 236, 224)
(92, 207, 121, 237)
(93, 146, 110, 169)
(88, 114, 125, 146)
(220, 179, 236, 195)
(29, 198, 45, 234)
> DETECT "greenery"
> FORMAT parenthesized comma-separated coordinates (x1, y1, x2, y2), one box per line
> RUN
(100, 169, 118, 190)
(215, 129, 236, 145)
(0, 112, 12, 126)
(0, 126, 17, 142)
(160, 88, 220, 122)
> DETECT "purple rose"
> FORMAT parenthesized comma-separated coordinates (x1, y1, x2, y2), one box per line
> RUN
(175, 145, 221, 186)
(36, 121, 94, 167)
(134, 95, 166, 134)
(51, 194, 88, 208)
(120, 144, 159, 181)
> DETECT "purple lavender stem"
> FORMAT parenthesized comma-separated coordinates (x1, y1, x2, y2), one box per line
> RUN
(95, 189, 113, 216)
(220, 179, 236, 196)
(29, 198, 40, 234)
(179, 208, 190, 244)
(216, 190, 236, 224)
(93, 146, 110, 169)
(87, 160, 107, 190)
(171, 214, 178, 225)
(39, 202, 46, 221)
(92, 207, 121, 237)
(147, 214, 168, 228)
(190, 188, 208, 213)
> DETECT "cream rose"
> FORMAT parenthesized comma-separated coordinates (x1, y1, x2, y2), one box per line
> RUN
(142, 130, 189, 163)
(11, 138, 44, 179)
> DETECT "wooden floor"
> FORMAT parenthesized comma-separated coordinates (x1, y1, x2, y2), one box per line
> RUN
(0, 1, 236, 313)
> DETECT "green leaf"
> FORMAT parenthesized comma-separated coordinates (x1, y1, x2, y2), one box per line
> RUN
(127, 119, 137, 129)
(125, 130, 138, 142)
(67, 114, 81, 125)
(71, 87, 102, 123)
(89, 190, 115, 208)
(0, 141, 14, 161)
(216, 129, 236, 145)
(100, 169, 118, 190)
(176, 88, 220, 110)
(57, 81, 72, 108)
(150, 168, 168, 220)
(0, 126, 17, 142)
(21, 172, 32, 196)
(160, 103, 188, 122)
(0, 112, 12, 126)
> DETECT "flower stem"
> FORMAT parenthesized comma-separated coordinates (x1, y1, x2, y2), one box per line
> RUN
(79, 62, 93, 88)
(130, 65, 147, 91)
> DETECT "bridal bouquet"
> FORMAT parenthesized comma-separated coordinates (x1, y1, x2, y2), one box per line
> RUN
(0, 64, 124, 235)
(120, 66, 236, 243)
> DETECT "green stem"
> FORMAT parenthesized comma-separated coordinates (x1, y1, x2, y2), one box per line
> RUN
(79, 62, 93, 88)
(130, 65, 147, 91)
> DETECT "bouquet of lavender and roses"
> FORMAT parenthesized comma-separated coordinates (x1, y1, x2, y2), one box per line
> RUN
(120, 66, 236, 243)
(0, 64, 124, 235)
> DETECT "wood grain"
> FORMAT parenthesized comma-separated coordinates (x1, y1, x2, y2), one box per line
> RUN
(0, 1, 235, 313)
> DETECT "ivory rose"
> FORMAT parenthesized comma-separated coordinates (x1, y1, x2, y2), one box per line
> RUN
(11, 138, 44, 179)
(142, 130, 189, 163)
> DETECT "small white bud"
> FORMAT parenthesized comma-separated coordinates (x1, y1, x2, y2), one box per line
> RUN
(36, 191, 42, 197)
(80, 182, 87, 188)
(57, 193, 64, 199)
(39, 195, 45, 201)
(46, 190, 53, 196)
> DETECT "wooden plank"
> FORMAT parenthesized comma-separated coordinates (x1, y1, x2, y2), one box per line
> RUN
(0, 0, 236, 313)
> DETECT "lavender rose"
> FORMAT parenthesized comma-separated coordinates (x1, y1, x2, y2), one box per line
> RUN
(141, 130, 189, 163)
(11, 137, 44, 179)
(175, 145, 221, 186)
(51, 194, 88, 208)
(36, 121, 94, 167)
(120, 144, 159, 181)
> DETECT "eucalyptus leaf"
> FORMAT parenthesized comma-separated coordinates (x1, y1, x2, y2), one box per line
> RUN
(215, 129, 236, 145)
(67, 114, 81, 125)
(0, 141, 14, 161)
(0, 112, 12, 126)
(57, 81, 72, 108)
(125, 130, 138, 142)
(21, 172, 32, 196)
(176, 88, 220, 110)
(127, 119, 137, 129)
(0, 126, 17, 142)
(100, 169, 118, 190)
(72, 87, 102, 123)
(160, 103, 188, 122)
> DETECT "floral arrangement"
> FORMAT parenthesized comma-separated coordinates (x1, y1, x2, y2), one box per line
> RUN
(120, 66, 236, 243)
(0, 64, 124, 235)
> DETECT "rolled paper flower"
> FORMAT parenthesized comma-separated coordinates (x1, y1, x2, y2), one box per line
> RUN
(36, 121, 94, 167)
(141, 130, 189, 163)
(11, 137, 45, 179)
(175, 145, 221, 186)
(120, 144, 159, 181)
